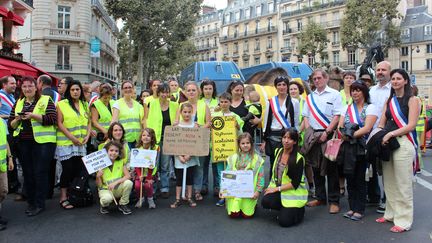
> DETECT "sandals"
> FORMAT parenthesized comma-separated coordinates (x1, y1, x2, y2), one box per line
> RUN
(375, 217, 389, 223)
(390, 225, 408, 233)
(194, 192, 203, 201)
(343, 210, 354, 219)
(60, 200, 74, 210)
(187, 198, 197, 207)
(170, 199, 182, 209)
(350, 213, 364, 221)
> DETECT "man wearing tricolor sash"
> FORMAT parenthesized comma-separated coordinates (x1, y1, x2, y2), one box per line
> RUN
(302, 69, 343, 214)
(375, 68, 418, 233)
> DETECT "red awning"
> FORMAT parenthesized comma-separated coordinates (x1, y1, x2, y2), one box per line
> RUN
(6, 11, 24, 26)
(0, 64, 11, 77)
(0, 6, 8, 18)
(0, 58, 38, 77)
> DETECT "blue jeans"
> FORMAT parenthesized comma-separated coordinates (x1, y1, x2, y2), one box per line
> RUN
(158, 141, 172, 193)
(202, 154, 225, 189)
(194, 157, 205, 192)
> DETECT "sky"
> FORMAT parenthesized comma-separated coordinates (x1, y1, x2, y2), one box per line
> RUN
(202, 0, 227, 10)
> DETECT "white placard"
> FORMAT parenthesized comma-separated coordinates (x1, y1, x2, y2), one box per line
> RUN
(82, 149, 112, 174)
(220, 170, 254, 198)
(130, 149, 158, 168)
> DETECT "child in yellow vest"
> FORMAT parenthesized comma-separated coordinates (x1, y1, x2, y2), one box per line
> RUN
(96, 141, 133, 215)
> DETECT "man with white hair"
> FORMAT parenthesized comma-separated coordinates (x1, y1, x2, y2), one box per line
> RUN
(89, 80, 101, 106)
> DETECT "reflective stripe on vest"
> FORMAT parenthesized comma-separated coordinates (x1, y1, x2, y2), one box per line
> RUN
(57, 99, 89, 146)
(93, 99, 114, 131)
(14, 96, 56, 143)
(0, 123, 7, 172)
(147, 98, 178, 144)
(117, 98, 144, 143)
(269, 148, 308, 208)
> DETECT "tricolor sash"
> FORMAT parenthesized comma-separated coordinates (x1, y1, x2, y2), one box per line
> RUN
(347, 103, 363, 127)
(305, 94, 330, 129)
(0, 91, 14, 109)
(269, 96, 290, 129)
(388, 96, 419, 173)
(89, 95, 98, 107)
(53, 91, 61, 106)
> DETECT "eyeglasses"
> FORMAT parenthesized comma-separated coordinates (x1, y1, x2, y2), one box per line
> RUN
(122, 86, 133, 90)
(58, 82, 66, 87)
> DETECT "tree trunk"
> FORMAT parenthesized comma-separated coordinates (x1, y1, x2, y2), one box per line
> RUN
(137, 47, 144, 88)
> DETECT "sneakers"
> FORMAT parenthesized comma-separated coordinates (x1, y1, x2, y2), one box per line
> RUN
(216, 199, 225, 207)
(376, 203, 386, 214)
(148, 197, 156, 209)
(135, 198, 144, 208)
(100, 206, 109, 214)
(118, 205, 132, 215)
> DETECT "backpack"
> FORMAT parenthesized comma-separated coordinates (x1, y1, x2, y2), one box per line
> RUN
(67, 175, 94, 207)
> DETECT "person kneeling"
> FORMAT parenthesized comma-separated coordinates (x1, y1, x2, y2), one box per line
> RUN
(261, 128, 308, 227)
(96, 141, 133, 215)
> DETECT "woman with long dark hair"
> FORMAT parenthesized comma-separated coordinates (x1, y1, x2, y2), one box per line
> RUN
(261, 128, 307, 227)
(55, 80, 91, 209)
(376, 69, 419, 233)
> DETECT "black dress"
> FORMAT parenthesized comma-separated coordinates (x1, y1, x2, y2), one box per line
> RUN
(230, 99, 254, 136)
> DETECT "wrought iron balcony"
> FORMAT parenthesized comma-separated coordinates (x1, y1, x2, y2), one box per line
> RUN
(55, 64, 73, 71)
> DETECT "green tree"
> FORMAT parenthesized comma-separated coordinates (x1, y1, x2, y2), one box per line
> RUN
(117, 28, 136, 81)
(298, 21, 329, 67)
(340, 0, 402, 50)
(106, 0, 202, 88)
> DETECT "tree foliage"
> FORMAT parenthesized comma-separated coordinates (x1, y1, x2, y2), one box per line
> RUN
(105, 0, 202, 87)
(340, 0, 402, 50)
(298, 21, 329, 66)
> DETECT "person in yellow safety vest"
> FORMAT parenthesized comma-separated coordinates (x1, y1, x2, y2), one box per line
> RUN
(0, 104, 14, 229)
(198, 79, 219, 196)
(175, 81, 211, 202)
(340, 71, 355, 107)
(96, 141, 133, 215)
(8, 77, 57, 216)
(98, 122, 130, 167)
(111, 81, 144, 149)
(225, 133, 265, 218)
(144, 79, 161, 106)
(56, 80, 92, 210)
(261, 128, 308, 227)
(91, 83, 115, 141)
(413, 85, 426, 170)
(145, 83, 178, 198)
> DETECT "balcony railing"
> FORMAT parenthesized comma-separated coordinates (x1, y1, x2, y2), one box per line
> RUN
(281, 0, 346, 18)
(195, 28, 220, 37)
(280, 47, 292, 53)
(220, 26, 277, 43)
(55, 64, 73, 71)
(320, 19, 341, 28)
(44, 28, 84, 42)
(195, 44, 218, 51)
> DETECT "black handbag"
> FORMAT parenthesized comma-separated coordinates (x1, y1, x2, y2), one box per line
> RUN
(67, 175, 94, 207)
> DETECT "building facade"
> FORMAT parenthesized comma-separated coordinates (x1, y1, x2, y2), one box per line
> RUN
(18, 0, 119, 84)
(193, 8, 223, 62)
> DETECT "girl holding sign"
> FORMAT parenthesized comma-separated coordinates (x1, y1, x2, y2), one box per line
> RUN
(170, 103, 200, 208)
(134, 128, 159, 209)
(96, 141, 133, 215)
(225, 133, 264, 218)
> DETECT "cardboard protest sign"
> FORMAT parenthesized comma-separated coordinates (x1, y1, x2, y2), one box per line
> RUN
(130, 149, 157, 168)
(220, 170, 254, 198)
(162, 126, 210, 156)
(211, 116, 237, 162)
(82, 149, 112, 174)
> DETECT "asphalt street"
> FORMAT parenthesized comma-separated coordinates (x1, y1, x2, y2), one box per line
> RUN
(1, 151, 432, 243)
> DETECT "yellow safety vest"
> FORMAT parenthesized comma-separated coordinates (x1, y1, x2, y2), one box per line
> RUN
(194, 99, 211, 126)
(93, 99, 114, 131)
(227, 153, 264, 191)
(101, 159, 124, 189)
(116, 98, 144, 143)
(14, 96, 56, 143)
(144, 96, 156, 106)
(340, 90, 353, 106)
(416, 97, 426, 132)
(57, 99, 89, 146)
(98, 141, 130, 165)
(268, 149, 308, 208)
(147, 98, 178, 144)
(0, 122, 7, 172)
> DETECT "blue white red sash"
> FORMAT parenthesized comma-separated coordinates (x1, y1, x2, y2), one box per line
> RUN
(269, 96, 290, 128)
(347, 103, 363, 127)
(53, 91, 61, 105)
(388, 96, 419, 173)
(89, 95, 98, 106)
(305, 94, 330, 129)
(0, 91, 14, 109)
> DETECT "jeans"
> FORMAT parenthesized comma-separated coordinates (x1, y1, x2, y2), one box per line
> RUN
(193, 157, 205, 191)
(17, 140, 56, 209)
(158, 141, 172, 193)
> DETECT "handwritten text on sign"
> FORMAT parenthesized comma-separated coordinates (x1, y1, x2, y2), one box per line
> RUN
(162, 126, 210, 156)
(82, 149, 112, 174)
(212, 116, 237, 162)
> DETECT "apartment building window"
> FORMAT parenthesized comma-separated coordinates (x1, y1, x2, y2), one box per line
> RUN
(401, 61, 408, 71)
(332, 31, 339, 45)
(224, 14, 230, 24)
(255, 20, 260, 34)
(401, 46, 409, 56)
(297, 2, 301, 10)
(234, 42, 239, 54)
(244, 23, 249, 36)
(401, 28, 410, 37)
(268, 18, 273, 31)
(244, 40, 249, 52)
(308, 55, 314, 65)
(320, 14, 327, 24)
(57, 45, 70, 70)
(333, 11, 340, 21)
(297, 19, 302, 31)
(333, 51, 340, 65)
(223, 44, 228, 55)
(58, 6, 71, 29)
(267, 57, 273, 62)
(267, 36, 272, 49)
(348, 50, 357, 65)
(245, 8, 250, 18)
(283, 39, 290, 48)
(256, 5, 261, 16)
(268, 2, 274, 13)
(244, 60, 249, 67)
(427, 59, 432, 70)
(235, 11, 240, 21)
(427, 44, 432, 53)
(213, 51, 217, 60)
(283, 21, 289, 33)
(255, 38, 260, 51)
(425, 25, 432, 35)
(255, 57, 260, 65)
(234, 25, 239, 37)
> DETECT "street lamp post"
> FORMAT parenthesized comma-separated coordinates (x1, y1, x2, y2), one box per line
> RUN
(410, 44, 420, 75)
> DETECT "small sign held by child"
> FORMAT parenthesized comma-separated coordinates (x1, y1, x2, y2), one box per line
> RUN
(82, 149, 112, 174)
